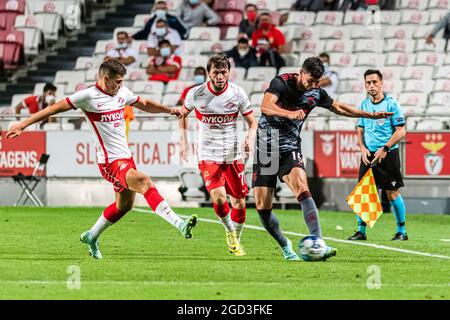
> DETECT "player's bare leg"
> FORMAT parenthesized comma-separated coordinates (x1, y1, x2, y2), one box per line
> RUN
(210, 187, 245, 256)
(254, 187, 298, 260)
(282, 168, 337, 259)
(80, 189, 135, 259)
(230, 196, 246, 242)
(126, 168, 197, 238)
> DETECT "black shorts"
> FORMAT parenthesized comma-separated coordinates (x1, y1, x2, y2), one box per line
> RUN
(359, 148, 404, 190)
(252, 150, 305, 189)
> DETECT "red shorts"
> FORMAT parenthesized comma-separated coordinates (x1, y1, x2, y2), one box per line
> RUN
(198, 160, 248, 199)
(98, 158, 137, 193)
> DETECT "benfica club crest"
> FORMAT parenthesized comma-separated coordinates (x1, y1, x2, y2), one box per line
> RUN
(421, 134, 446, 175)
(320, 134, 335, 157)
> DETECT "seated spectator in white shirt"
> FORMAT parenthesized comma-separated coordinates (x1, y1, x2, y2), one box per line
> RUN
(318, 52, 338, 99)
(105, 31, 138, 68)
(177, 0, 219, 30)
(147, 19, 182, 56)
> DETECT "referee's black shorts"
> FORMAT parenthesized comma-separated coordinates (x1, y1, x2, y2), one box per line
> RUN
(359, 148, 404, 190)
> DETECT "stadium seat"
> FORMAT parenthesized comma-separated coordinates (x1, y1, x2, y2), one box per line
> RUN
(250, 80, 270, 94)
(383, 80, 402, 97)
(94, 39, 115, 56)
(54, 70, 85, 85)
(141, 120, 171, 131)
(319, 26, 348, 40)
(253, 0, 278, 11)
(218, 11, 243, 27)
(229, 67, 246, 82)
(415, 118, 445, 130)
(278, 66, 299, 75)
(401, 105, 425, 116)
(337, 93, 366, 106)
(415, 38, 446, 52)
(161, 93, 181, 106)
(413, 25, 443, 39)
(343, 10, 366, 25)
(235, 81, 253, 95)
(28, 0, 65, 41)
(189, 27, 221, 42)
(315, 11, 344, 26)
(14, 15, 45, 56)
(381, 66, 403, 82)
(0, 30, 24, 72)
(401, 66, 434, 80)
(33, 82, 66, 99)
(65, 81, 91, 95)
(355, 53, 385, 67)
(285, 11, 316, 26)
(125, 68, 147, 82)
(85, 69, 98, 82)
(139, 93, 162, 104)
(399, 92, 428, 108)
(10, 93, 29, 109)
(429, 92, 450, 106)
(398, 0, 430, 10)
(250, 93, 264, 106)
(403, 79, 433, 93)
(178, 168, 206, 201)
(166, 0, 183, 13)
(338, 80, 365, 94)
(165, 80, 195, 94)
(414, 52, 444, 66)
(428, 0, 450, 9)
(433, 66, 450, 79)
(246, 66, 277, 81)
(294, 40, 325, 55)
(338, 67, 367, 81)
(276, 0, 294, 10)
(225, 26, 239, 40)
(74, 56, 102, 70)
(132, 81, 165, 97)
(304, 117, 327, 131)
(354, 39, 384, 53)
(199, 40, 226, 55)
(426, 106, 450, 116)
(385, 52, 411, 66)
(328, 119, 356, 130)
(213, 0, 245, 11)
(133, 14, 151, 28)
(324, 39, 353, 53)
(350, 28, 381, 40)
(182, 55, 209, 69)
(381, 10, 402, 25)
(42, 122, 61, 131)
(384, 39, 415, 53)
(433, 79, 450, 91)
(400, 10, 429, 25)
(327, 53, 356, 68)
(384, 25, 416, 39)
(427, 9, 448, 24)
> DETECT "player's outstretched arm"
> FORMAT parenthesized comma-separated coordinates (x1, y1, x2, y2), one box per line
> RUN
(261, 92, 306, 120)
(242, 112, 258, 155)
(330, 100, 394, 119)
(133, 98, 182, 118)
(179, 107, 192, 162)
(6, 99, 73, 139)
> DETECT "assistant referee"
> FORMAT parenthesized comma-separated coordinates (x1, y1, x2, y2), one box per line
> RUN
(348, 69, 408, 241)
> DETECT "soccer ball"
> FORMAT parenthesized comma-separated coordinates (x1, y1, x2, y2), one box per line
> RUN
(298, 235, 327, 261)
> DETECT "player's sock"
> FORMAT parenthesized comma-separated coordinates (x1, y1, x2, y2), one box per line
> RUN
(90, 202, 125, 239)
(390, 194, 407, 234)
(213, 202, 235, 232)
(144, 187, 183, 229)
(231, 207, 246, 241)
(356, 215, 367, 234)
(298, 191, 322, 238)
(257, 209, 288, 247)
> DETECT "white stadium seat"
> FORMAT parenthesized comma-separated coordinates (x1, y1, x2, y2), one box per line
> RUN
(414, 52, 444, 66)
(354, 39, 384, 53)
(401, 66, 434, 80)
(250, 80, 271, 94)
(182, 55, 209, 69)
(400, 10, 429, 25)
(188, 27, 221, 42)
(381, 11, 402, 25)
(434, 66, 450, 79)
(33, 83, 66, 100)
(355, 53, 385, 68)
(294, 40, 325, 55)
(433, 79, 450, 91)
(42, 122, 61, 131)
(250, 93, 264, 106)
(14, 15, 45, 56)
(385, 52, 411, 66)
(225, 26, 239, 40)
(329, 53, 357, 68)
(133, 14, 151, 27)
(162, 93, 182, 106)
(350, 28, 381, 40)
(165, 80, 195, 94)
(415, 118, 445, 130)
(337, 93, 366, 106)
(94, 39, 115, 56)
(28, 0, 65, 41)
(85, 69, 99, 82)
(304, 117, 328, 131)
(315, 11, 344, 26)
(328, 119, 357, 130)
(54, 70, 85, 85)
(384, 39, 415, 53)
(415, 39, 446, 52)
(343, 11, 366, 25)
(429, 92, 450, 106)
(324, 40, 353, 53)
(132, 81, 165, 96)
(235, 81, 254, 95)
(398, 0, 430, 10)
(426, 106, 450, 116)
(278, 67, 299, 75)
(285, 12, 316, 26)
(403, 79, 433, 93)
(65, 81, 93, 95)
(428, 0, 450, 9)
(113, 27, 140, 40)
(401, 106, 426, 116)
(384, 25, 416, 39)
(338, 80, 365, 94)
(141, 120, 171, 131)
(319, 26, 348, 40)
(413, 25, 443, 39)
(338, 67, 367, 81)
(399, 92, 428, 108)
(381, 66, 403, 82)
(125, 69, 147, 81)
(427, 9, 448, 24)
(246, 67, 277, 81)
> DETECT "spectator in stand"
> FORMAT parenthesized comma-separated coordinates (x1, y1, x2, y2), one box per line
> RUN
(177, 67, 207, 106)
(226, 37, 258, 70)
(147, 19, 182, 56)
(133, 0, 188, 40)
(339, 0, 394, 11)
(105, 31, 138, 68)
(293, 0, 340, 11)
(239, 3, 259, 39)
(256, 37, 285, 71)
(202, 0, 214, 7)
(251, 13, 286, 53)
(15, 83, 57, 125)
(318, 52, 338, 99)
(177, 0, 220, 30)
(426, 10, 450, 49)
(146, 39, 182, 83)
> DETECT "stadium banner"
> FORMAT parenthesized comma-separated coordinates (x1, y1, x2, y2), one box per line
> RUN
(0, 131, 46, 176)
(404, 132, 450, 178)
(46, 131, 197, 177)
(314, 131, 360, 178)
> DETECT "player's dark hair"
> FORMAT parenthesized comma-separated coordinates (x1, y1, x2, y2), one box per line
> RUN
(43, 83, 57, 93)
(302, 57, 325, 80)
(99, 59, 127, 78)
(364, 69, 383, 80)
(158, 39, 171, 47)
(207, 54, 231, 72)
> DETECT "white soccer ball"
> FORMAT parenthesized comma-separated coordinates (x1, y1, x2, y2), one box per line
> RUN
(298, 235, 327, 261)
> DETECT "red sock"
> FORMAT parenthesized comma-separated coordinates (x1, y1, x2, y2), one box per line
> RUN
(143, 187, 164, 211)
(213, 202, 230, 218)
(103, 202, 127, 223)
(231, 207, 246, 224)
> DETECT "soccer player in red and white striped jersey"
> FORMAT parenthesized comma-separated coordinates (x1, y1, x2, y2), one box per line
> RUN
(179, 54, 258, 256)
(7, 60, 198, 259)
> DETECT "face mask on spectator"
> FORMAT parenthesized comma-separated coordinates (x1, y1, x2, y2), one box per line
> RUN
(160, 47, 171, 57)
(116, 43, 128, 49)
(323, 63, 329, 71)
(194, 75, 205, 84)
(189, 0, 199, 5)
(45, 94, 56, 105)
(238, 48, 250, 56)
(155, 10, 166, 19)
(155, 27, 166, 37)
(247, 11, 257, 22)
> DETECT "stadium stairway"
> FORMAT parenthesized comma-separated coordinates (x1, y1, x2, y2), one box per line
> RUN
(0, 0, 153, 106)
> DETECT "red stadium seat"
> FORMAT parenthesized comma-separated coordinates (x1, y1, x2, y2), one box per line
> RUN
(0, 0, 26, 30)
(0, 30, 24, 72)
(213, 0, 246, 12)
(217, 11, 243, 39)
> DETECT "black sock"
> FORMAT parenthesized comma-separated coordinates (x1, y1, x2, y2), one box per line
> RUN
(257, 209, 288, 247)
(298, 191, 322, 238)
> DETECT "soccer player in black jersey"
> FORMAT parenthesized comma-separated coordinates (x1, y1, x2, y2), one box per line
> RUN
(253, 57, 393, 260)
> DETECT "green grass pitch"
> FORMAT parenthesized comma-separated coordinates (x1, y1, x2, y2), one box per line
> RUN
(0, 206, 449, 299)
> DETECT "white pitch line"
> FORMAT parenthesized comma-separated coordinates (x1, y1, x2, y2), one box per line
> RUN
(440, 239, 450, 242)
(133, 208, 450, 260)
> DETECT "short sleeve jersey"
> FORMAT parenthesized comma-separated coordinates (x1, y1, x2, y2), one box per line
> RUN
(66, 83, 140, 164)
